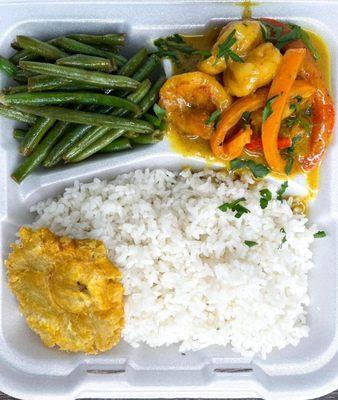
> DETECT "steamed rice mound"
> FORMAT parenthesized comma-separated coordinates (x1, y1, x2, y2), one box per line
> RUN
(31, 169, 315, 357)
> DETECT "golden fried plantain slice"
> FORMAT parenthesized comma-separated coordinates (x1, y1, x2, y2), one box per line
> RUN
(6, 227, 124, 354)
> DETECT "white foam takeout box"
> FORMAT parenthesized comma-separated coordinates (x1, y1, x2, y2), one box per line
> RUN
(0, 0, 337, 399)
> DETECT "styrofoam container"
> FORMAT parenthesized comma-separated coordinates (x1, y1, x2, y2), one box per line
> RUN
(0, 0, 337, 399)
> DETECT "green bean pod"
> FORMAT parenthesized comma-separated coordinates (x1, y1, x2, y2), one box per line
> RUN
(12, 69, 36, 84)
(20, 116, 56, 156)
(0, 56, 17, 77)
(20, 61, 139, 90)
(68, 128, 126, 162)
(16, 36, 67, 61)
(67, 33, 125, 48)
(56, 54, 117, 72)
(1, 91, 141, 114)
(13, 128, 27, 141)
(130, 130, 164, 145)
(43, 124, 92, 167)
(0, 105, 37, 124)
(27, 75, 98, 92)
(1, 85, 27, 94)
(132, 54, 160, 81)
(9, 49, 40, 65)
(49, 37, 126, 66)
(118, 48, 148, 77)
(139, 75, 166, 115)
(13, 105, 154, 133)
(99, 137, 132, 153)
(113, 79, 151, 117)
(11, 120, 70, 183)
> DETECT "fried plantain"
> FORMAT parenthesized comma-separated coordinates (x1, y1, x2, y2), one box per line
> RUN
(5, 227, 124, 354)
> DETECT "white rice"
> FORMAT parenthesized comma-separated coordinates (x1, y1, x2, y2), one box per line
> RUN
(31, 169, 315, 357)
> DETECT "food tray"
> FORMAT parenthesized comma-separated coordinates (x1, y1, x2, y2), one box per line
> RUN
(0, 0, 337, 399)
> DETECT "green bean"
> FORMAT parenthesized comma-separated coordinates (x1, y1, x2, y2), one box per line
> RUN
(13, 128, 27, 141)
(10, 49, 40, 65)
(99, 137, 131, 153)
(118, 48, 148, 77)
(49, 37, 126, 66)
(132, 54, 160, 81)
(16, 36, 67, 61)
(27, 75, 98, 92)
(1, 85, 27, 94)
(43, 124, 92, 167)
(67, 33, 125, 48)
(13, 69, 36, 83)
(68, 128, 126, 162)
(0, 105, 37, 124)
(130, 130, 164, 145)
(113, 79, 151, 117)
(1, 92, 141, 113)
(11, 120, 70, 183)
(62, 79, 151, 161)
(13, 105, 154, 133)
(11, 42, 22, 51)
(0, 56, 17, 76)
(139, 75, 166, 115)
(56, 54, 116, 72)
(20, 61, 139, 90)
(20, 116, 55, 155)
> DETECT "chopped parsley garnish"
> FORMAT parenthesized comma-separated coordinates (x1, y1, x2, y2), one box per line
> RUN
(244, 240, 258, 247)
(241, 111, 251, 124)
(262, 95, 279, 122)
(153, 34, 211, 65)
(260, 21, 320, 60)
(314, 230, 326, 238)
(277, 181, 288, 202)
(206, 109, 222, 126)
(279, 227, 287, 248)
(230, 158, 270, 179)
(259, 188, 272, 209)
(286, 97, 312, 135)
(218, 197, 250, 218)
(284, 135, 301, 175)
(216, 30, 244, 63)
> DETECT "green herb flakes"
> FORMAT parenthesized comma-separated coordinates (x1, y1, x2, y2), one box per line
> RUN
(218, 197, 250, 218)
(230, 158, 270, 179)
(314, 230, 326, 238)
(259, 188, 272, 209)
(216, 30, 244, 64)
(262, 95, 279, 122)
(277, 181, 288, 202)
(206, 109, 222, 125)
(244, 240, 258, 247)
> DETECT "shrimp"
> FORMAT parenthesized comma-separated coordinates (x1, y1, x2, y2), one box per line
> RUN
(223, 42, 282, 97)
(159, 71, 232, 139)
(198, 20, 263, 75)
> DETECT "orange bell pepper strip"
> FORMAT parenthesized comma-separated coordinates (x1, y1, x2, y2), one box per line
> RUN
(210, 88, 268, 159)
(222, 126, 253, 160)
(246, 136, 292, 152)
(262, 48, 306, 173)
(210, 80, 314, 160)
(260, 18, 335, 171)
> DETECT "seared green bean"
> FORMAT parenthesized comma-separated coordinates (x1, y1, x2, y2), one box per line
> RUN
(1, 92, 140, 113)
(0, 105, 36, 124)
(1, 85, 27, 94)
(113, 79, 151, 117)
(27, 75, 98, 92)
(130, 130, 163, 145)
(20, 61, 139, 90)
(10, 49, 40, 65)
(68, 33, 125, 48)
(0, 56, 17, 76)
(20, 116, 55, 155)
(139, 75, 166, 115)
(68, 128, 126, 162)
(49, 37, 126, 66)
(13, 128, 27, 141)
(118, 48, 148, 77)
(132, 54, 160, 81)
(56, 54, 116, 72)
(13, 69, 36, 83)
(13, 105, 154, 133)
(16, 36, 67, 61)
(43, 124, 92, 167)
(11, 120, 70, 183)
(99, 137, 131, 153)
